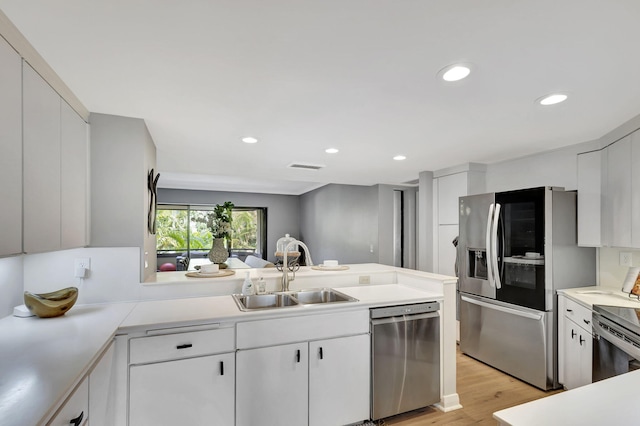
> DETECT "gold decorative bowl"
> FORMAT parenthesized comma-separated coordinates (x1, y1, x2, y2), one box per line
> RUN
(24, 287, 78, 318)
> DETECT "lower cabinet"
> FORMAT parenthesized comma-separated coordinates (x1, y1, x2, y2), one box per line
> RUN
(308, 334, 370, 426)
(236, 334, 370, 426)
(558, 295, 592, 390)
(47, 376, 88, 426)
(129, 353, 235, 426)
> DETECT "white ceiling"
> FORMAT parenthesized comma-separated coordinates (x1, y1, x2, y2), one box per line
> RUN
(2, 0, 640, 194)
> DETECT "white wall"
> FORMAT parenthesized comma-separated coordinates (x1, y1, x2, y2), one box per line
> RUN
(485, 139, 600, 193)
(0, 256, 23, 317)
(23, 247, 141, 305)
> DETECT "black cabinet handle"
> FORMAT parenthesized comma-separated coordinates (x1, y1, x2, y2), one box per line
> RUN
(566, 309, 573, 312)
(571, 329, 576, 339)
(70, 411, 84, 426)
(296, 349, 301, 363)
(220, 361, 224, 376)
(319, 347, 324, 360)
(176, 344, 193, 350)
(584, 319, 591, 325)
(580, 335, 585, 346)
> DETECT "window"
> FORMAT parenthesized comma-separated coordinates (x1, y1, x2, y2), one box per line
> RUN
(156, 205, 267, 261)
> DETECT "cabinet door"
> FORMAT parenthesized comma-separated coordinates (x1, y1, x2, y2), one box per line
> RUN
(577, 151, 602, 247)
(437, 224, 459, 276)
(23, 63, 62, 253)
(129, 353, 234, 426)
(0, 37, 22, 256)
(607, 136, 632, 248)
(632, 131, 640, 247)
(89, 341, 115, 426)
(562, 317, 581, 390)
(61, 100, 88, 249)
(437, 173, 467, 225)
(236, 343, 308, 426)
(47, 376, 88, 426)
(309, 334, 370, 426)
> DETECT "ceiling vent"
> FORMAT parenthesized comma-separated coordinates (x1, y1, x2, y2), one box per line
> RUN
(287, 163, 325, 171)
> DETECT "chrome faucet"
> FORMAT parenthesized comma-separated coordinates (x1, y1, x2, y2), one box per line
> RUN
(282, 239, 314, 291)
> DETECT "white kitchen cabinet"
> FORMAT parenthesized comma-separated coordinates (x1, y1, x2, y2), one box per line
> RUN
(23, 62, 89, 253)
(129, 352, 235, 426)
(88, 341, 115, 426)
(128, 326, 236, 426)
(309, 334, 370, 426)
(558, 296, 592, 390)
(236, 342, 309, 426)
(606, 135, 632, 248)
(577, 150, 603, 247)
(46, 376, 88, 426)
(632, 132, 640, 247)
(0, 36, 22, 257)
(61, 100, 89, 249)
(23, 63, 62, 253)
(236, 310, 370, 425)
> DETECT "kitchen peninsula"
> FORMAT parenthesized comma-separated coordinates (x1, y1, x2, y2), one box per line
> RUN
(0, 263, 459, 426)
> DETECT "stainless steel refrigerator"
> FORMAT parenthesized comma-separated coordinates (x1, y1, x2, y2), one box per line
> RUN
(458, 187, 595, 390)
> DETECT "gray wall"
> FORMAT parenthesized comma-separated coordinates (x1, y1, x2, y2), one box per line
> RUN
(90, 113, 157, 281)
(299, 184, 379, 264)
(157, 188, 300, 263)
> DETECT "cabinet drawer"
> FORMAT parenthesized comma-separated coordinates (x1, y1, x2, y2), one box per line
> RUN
(130, 327, 235, 364)
(563, 298, 592, 332)
(47, 376, 88, 426)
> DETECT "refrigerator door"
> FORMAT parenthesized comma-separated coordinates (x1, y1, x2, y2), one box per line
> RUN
(459, 193, 496, 299)
(459, 293, 553, 390)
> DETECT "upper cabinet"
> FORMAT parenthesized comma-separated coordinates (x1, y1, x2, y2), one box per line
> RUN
(578, 130, 640, 248)
(0, 37, 23, 257)
(23, 63, 89, 253)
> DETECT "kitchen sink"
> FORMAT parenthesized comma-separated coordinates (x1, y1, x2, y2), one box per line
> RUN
(233, 288, 357, 311)
(289, 288, 357, 304)
(233, 293, 299, 311)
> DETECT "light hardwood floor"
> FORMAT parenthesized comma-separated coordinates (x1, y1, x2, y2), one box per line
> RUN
(383, 346, 563, 425)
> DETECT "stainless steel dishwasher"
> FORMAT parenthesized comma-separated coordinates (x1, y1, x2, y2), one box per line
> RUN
(370, 302, 440, 420)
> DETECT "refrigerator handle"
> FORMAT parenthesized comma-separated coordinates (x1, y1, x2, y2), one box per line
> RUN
(492, 203, 502, 289)
(486, 203, 495, 288)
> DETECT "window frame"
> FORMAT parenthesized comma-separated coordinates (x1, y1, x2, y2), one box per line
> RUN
(155, 204, 268, 260)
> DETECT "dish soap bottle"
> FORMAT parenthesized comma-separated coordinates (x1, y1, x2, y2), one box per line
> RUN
(242, 272, 255, 295)
(256, 277, 266, 294)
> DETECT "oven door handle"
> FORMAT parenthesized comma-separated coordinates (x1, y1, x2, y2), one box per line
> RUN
(461, 295, 544, 321)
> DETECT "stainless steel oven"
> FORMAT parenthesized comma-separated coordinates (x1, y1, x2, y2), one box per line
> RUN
(592, 305, 640, 382)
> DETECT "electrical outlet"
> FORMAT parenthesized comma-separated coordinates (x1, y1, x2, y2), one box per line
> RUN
(75, 257, 91, 270)
(620, 252, 633, 267)
(359, 275, 371, 284)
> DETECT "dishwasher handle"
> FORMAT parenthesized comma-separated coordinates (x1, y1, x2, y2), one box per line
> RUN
(371, 311, 439, 326)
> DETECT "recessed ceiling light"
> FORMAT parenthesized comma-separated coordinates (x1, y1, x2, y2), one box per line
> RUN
(393, 155, 407, 161)
(439, 64, 472, 82)
(538, 93, 568, 106)
(242, 137, 258, 144)
(325, 148, 339, 154)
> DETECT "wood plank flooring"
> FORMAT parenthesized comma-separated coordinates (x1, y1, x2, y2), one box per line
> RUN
(383, 346, 563, 425)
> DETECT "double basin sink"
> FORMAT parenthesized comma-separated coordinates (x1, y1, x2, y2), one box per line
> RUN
(233, 288, 357, 311)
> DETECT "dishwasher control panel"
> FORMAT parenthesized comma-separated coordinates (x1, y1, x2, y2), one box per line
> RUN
(370, 301, 439, 319)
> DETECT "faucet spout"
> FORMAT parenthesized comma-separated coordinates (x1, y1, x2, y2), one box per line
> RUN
(281, 239, 313, 291)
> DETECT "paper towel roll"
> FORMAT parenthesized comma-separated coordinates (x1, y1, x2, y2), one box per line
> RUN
(622, 267, 640, 293)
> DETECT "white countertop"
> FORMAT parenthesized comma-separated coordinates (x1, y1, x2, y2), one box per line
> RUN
(0, 276, 445, 425)
(559, 286, 640, 309)
(494, 369, 640, 425)
(0, 302, 135, 426)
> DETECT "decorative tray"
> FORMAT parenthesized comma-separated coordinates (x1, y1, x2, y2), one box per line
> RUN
(185, 270, 236, 278)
